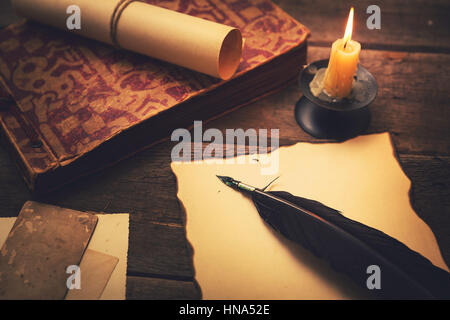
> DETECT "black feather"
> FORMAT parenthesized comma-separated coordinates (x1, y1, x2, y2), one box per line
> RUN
(252, 190, 450, 299)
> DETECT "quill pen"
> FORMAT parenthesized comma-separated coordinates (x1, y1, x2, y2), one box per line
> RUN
(217, 175, 450, 299)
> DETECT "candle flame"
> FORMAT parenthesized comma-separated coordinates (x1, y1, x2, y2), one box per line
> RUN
(343, 7, 354, 48)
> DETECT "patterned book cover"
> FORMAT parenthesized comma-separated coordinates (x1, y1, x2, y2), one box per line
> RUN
(0, 0, 309, 190)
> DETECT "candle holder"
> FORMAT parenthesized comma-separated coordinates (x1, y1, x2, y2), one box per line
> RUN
(295, 59, 377, 140)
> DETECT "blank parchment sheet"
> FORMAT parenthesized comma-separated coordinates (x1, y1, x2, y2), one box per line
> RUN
(171, 133, 449, 299)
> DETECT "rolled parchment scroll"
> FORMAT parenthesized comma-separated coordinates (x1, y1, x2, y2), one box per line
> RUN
(12, 0, 243, 79)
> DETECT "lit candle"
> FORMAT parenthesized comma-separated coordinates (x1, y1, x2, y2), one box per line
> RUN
(323, 7, 361, 98)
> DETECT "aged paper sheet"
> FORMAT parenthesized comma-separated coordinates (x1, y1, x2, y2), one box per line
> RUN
(0, 212, 129, 300)
(89, 213, 129, 300)
(171, 133, 449, 299)
(65, 249, 118, 300)
(0, 202, 97, 299)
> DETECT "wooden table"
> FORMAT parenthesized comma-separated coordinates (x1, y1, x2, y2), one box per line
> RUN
(0, 0, 449, 299)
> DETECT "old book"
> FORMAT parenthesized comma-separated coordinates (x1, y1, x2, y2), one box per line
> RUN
(0, 201, 98, 300)
(0, 0, 309, 192)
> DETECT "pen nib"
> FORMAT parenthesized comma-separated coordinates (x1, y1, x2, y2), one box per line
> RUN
(216, 175, 234, 185)
(216, 175, 256, 192)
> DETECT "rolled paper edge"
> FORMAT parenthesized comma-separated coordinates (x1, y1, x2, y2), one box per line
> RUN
(217, 28, 243, 80)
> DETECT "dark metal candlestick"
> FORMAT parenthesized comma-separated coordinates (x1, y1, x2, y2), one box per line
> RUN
(295, 59, 377, 140)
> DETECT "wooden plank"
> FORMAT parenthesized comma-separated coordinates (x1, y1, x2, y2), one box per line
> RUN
(274, 0, 450, 52)
(398, 154, 450, 265)
(0, 142, 181, 221)
(126, 276, 200, 300)
(127, 219, 195, 278)
(0, 149, 30, 218)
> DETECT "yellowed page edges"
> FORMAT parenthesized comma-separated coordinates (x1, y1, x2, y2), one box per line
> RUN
(11, 0, 243, 79)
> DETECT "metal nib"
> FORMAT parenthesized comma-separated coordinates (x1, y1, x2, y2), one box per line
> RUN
(216, 175, 234, 184)
(216, 175, 237, 188)
(216, 175, 256, 192)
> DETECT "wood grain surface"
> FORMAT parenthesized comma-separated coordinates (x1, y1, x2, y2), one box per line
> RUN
(0, 0, 449, 299)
